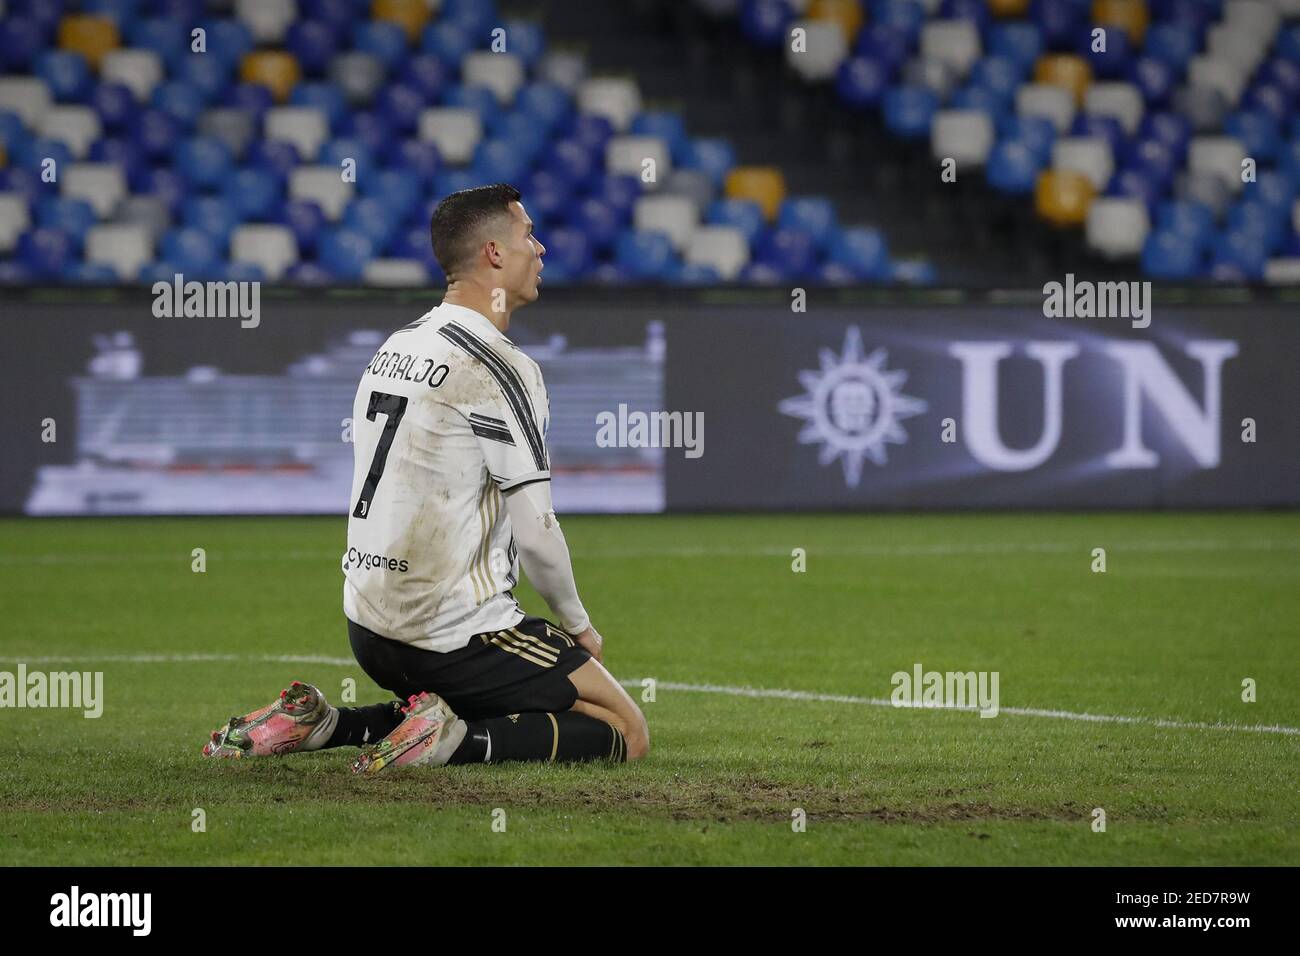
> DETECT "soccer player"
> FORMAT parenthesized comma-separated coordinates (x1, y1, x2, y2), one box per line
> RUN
(203, 184, 649, 771)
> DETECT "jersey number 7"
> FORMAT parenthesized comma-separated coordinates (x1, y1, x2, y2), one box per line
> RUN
(352, 390, 408, 519)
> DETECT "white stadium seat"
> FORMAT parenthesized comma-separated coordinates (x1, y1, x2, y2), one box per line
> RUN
(1187, 56, 1248, 106)
(101, 49, 165, 102)
(1086, 197, 1150, 259)
(363, 259, 430, 286)
(576, 77, 642, 132)
(902, 57, 958, 99)
(85, 223, 154, 279)
(1188, 136, 1248, 193)
(0, 194, 31, 254)
(606, 134, 671, 186)
(662, 169, 716, 213)
(920, 20, 981, 78)
(685, 225, 749, 280)
(1263, 258, 1300, 285)
(38, 106, 102, 160)
(113, 196, 173, 243)
(289, 166, 353, 220)
(1206, 24, 1268, 75)
(1084, 83, 1144, 136)
(231, 224, 299, 280)
(1052, 137, 1114, 190)
(418, 108, 482, 165)
(1016, 83, 1076, 132)
(538, 50, 587, 93)
(786, 19, 849, 82)
(264, 107, 330, 164)
(62, 163, 127, 218)
(0, 77, 52, 127)
(633, 194, 699, 251)
(235, 0, 297, 44)
(931, 109, 994, 166)
(328, 52, 385, 106)
(1223, 0, 1281, 41)
(462, 51, 526, 105)
(199, 108, 257, 160)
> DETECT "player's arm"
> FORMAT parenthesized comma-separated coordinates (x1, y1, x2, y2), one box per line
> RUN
(503, 480, 596, 649)
(467, 371, 600, 655)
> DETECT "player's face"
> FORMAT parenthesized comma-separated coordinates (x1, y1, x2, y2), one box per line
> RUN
(503, 200, 546, 306)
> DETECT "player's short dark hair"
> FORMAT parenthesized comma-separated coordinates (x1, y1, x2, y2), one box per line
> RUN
(429, 183, 522, 278)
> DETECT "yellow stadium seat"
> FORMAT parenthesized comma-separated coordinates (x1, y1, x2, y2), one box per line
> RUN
(809, 0, 864, 41)
(373, 0, 430, 44)
(1035, 170, 1096, 227)
(1092, 0, 1150, 45)
(1034, 54, 1092, 106)
(240, 51, 302, 104)
(725, 167, 787, 221)
(989, 0, 1030, 16)
(57, 15, 120, 71)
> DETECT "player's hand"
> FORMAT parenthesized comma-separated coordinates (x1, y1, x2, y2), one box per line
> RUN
(572, 625, 603, 663)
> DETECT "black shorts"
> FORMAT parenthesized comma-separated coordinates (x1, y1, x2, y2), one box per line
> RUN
(347, 616, 591, 721)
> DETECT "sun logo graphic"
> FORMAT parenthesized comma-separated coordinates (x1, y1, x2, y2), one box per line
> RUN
(778, 327, 928, 487)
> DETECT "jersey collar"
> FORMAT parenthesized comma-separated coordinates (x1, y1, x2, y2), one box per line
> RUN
(435, 301, 508, 342)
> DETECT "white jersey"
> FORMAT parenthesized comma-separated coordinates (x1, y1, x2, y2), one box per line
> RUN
(342, 302, 551, 652)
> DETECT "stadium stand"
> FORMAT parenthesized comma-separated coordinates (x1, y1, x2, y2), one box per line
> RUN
(0, 0, 928, 285)
(709, 0, 1300, 282)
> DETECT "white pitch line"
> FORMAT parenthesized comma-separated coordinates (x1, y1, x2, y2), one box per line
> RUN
(1, 654, 1295, 737)
(1, 538, 1298, 565)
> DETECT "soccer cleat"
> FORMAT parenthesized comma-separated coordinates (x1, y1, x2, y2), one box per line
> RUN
(351, 691, 466, 776)
(202, 681, 337, 758)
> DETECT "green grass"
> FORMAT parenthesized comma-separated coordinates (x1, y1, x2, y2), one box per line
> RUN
(0, 513, 1297, 865)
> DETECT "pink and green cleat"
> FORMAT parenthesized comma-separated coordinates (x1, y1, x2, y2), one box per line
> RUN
(203, 681, 338, 758)
(350, 691, 465, 776)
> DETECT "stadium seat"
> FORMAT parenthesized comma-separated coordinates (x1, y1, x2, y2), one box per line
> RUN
(633, 194, 699, 252)
(230, 224, 299, 280)
(724, 166, 786, 220)
(57, 15, 120, 71)
(606, 135, 672, 187)
(577, 78, 642, 132)
(419, 108, 483, 165)
(0, 194, 31, 253)
(236, 0, 297, 45)
(363, 258, 429, 286)
(1084, 82, 1143, 135)
(463, 52, 526, 105)
(1034, 54, 1092, 106)
(1052, 136, 1114, 190)
(1188, 136, 1248, 193)
(265, 107, 331, 166)
(240, 51, 303, 104)
(290, 166, 353, 221)
(329, 52, 386, 106)
(61, 162, 126, 218)
(1092, 0, 1150, 44)
(786, 19, 850, 82)
(1086, 196, 1150, 258)
(101, 50, 165, 103)
(198, 108, 257, 161)
(0, 77, 53, 127)
(932, 109, 995, 166)
(38, 106, 102, 159)
(684, 225, 749, 279)
(84, 222, 153, 279)
(1016, 83, 1075, 132)
(1035, 168, 1096, 226)
(920, 20, 981, 78)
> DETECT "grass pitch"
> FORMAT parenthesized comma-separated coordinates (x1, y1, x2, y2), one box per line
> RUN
(0, 512, 1297, 866)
